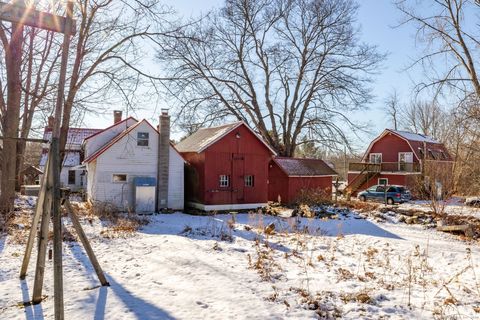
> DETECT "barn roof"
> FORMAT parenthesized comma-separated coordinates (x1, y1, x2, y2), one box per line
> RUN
(175, 121, 276, 155)
(273, 157, 338, 177)
(363, 129, 453, 162)
(387, 130, 439, 144)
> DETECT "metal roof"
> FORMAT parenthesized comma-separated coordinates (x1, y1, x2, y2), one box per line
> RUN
(273, 157, 338, 177)
(175, 122, 276, 155)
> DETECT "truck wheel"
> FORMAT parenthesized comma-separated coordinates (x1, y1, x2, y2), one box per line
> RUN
(387, 198, 394, 205)
(359, 195, 366, 202)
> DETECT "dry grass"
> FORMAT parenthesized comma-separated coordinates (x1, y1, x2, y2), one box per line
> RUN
(294, 188, 333, 206)
(99, 216, 148, 239)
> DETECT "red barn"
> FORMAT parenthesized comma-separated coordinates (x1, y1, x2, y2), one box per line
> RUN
(347, 129, 453, 195)
(268, 157, 337, 204)
(176, 122, 276, 211)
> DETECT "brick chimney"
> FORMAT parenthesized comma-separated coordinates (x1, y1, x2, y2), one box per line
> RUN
(113, 110, 122, 124)
(157, 109, 170, 210)
(47, 116, 54, 128)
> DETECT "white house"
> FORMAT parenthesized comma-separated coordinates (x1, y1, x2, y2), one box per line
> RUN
(82, 111, 184, 211)
(39, 117, 101, 191)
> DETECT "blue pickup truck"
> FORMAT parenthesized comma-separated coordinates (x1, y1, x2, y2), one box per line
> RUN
(358, 185, 411, 205)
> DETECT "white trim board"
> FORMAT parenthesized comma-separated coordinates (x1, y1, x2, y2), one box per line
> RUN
(187, 201, 267, 211)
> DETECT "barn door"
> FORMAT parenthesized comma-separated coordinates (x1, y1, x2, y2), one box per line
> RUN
(232, 153, 245, 203)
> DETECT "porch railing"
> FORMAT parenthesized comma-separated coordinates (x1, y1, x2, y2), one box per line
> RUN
(349, 162, 421, 173)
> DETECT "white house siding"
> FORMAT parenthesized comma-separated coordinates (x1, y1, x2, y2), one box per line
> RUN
(39, 162, 84, 191)
(86, 121, 184, 211)
(85, 118, 137, 158)
(167, 145, 184, 210)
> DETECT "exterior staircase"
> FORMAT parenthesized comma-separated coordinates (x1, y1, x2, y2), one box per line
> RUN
(345, 163, 381, 197)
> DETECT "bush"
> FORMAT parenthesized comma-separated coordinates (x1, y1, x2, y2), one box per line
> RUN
(294, 188, 332, 206)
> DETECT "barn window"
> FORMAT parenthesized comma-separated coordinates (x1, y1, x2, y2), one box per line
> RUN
(369, 153, 382, 163)
(137, 132, 149, 146)
(378, 178, 388, 186)
(219, 175, 230, 187)
(113, 174, 127, 183)
(68, 170, 76, 185)
(245, 175, 254, 187)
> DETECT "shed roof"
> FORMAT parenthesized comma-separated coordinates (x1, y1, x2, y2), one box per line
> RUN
(273, 157, 338, 177)
(175, 121, 276, 155)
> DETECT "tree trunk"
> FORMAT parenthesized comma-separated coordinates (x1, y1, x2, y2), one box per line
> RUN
(1, 21, 24, 219)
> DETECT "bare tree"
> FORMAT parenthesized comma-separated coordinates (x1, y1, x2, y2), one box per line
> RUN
(0, 6, 24, 219)
(402, 100, 450, 141)
(395, 0, 480, 118)
(384, 90, 402, 130)
(159, 0, 384, 156)
(59, 0, 175, 160)
(0, 0, 176, 223)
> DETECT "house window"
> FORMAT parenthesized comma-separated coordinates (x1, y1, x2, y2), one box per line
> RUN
(398, 152, 414, 171)
(137, 132, 149, 146)
(245, 175, 254, 187)
(68, 170, 76, 185)
(378, 178, 388, 186)
(219, 175, 230, 187)
(113, 174, 127, 183)
(369, 153, 382, 163)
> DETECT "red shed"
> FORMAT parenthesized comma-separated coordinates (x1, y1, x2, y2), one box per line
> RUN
(347, 129, 453, 195)
(268, 157, 337, 204)
(176, 122, 276, 211)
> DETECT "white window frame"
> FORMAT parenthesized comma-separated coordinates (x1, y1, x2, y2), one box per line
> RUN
(398, 152, 414, 171)
(137, 132, 149, 147)
(378, 178, 388, 186)
(369, 153, 382, 164)
(244, 175, 254, 187)
(113, 173, 128, 183)
(219, 175, 230, 187)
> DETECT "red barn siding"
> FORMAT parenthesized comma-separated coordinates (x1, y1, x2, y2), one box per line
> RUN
(181, 123, 272, 208)
(203, 126, 271, 205)
(268, 161, 333, 204)
(182, 152, 206, 204)
(368, 133, 419, 163)
(268, 162, 289, 203)
(287, 177, 332, 204)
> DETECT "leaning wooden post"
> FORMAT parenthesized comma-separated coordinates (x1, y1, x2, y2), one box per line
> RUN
(32, 154, 54, 303)
(50, 2, 74, 319)
(20, 156, 49, 279)
(63, 194, 109, 286)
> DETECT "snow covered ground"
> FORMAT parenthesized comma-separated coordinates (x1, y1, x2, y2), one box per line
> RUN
(1, 209, 479, 319)
(397, 197, 480, 219)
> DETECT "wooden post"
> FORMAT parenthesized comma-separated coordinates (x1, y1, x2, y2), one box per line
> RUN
(64, 196, 109, 286)
(20, 157, 49, 279)
(32, 150, 54, 303)
(50, 2, 74, 319)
